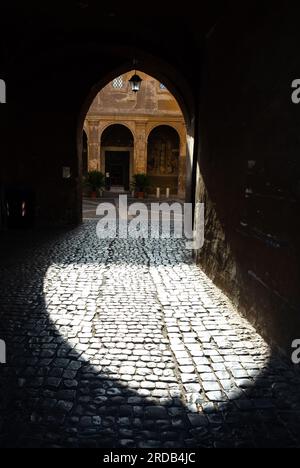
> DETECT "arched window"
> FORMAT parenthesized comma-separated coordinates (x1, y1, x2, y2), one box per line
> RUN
(147, 125, 180, 195)
(112, 76, 124, 89)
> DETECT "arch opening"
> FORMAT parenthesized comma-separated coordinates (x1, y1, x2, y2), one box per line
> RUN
(147, 125, 182, 197)
(101, 124, 134, 192)
(78, 62, 195, 209)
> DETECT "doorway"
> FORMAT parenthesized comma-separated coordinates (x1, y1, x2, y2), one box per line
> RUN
(105, 151, 130, 191)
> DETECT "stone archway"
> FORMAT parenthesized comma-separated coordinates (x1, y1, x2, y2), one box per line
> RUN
(77, 51, 197, 210)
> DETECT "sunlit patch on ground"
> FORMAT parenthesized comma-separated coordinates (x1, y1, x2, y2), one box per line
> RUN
(0, 221, 299, 448)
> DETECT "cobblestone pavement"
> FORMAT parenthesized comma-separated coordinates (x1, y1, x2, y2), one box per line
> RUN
(0, 221, 300, 448)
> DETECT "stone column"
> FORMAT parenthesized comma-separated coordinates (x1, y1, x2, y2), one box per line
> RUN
(87, 120, 101, 171)
(178, 128, 187, 198)
(134, 122, 147, 174)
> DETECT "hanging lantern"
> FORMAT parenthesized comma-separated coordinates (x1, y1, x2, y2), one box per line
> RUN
(129, 73, 142, 92)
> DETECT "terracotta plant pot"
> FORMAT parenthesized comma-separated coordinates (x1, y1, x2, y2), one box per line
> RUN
(91, 191, 97, 199)
(137, 192, 144, 199)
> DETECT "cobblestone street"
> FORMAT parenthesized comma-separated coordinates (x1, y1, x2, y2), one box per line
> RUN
(0, 220, 300, 448)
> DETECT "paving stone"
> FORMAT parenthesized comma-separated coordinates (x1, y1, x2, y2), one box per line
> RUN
(80, 416, 92, 426)
(187, 414, 209, 427)
(56, 400, 74, 413)
(235, 379, 254, 389)
(200, 373, 218, 382)
(54, 359, 70, 369)
(46, 377, 62, 388)
(92, 416, 102, 426)
(202, 402, 216, 414)
(184, 383, 202, 393)
(206, 391, 227, 402)
(181, 374, 198, 383)
(64, 380, 78, 388)
(145, 406, 168, 419)
(57, 390, 76, 401)
(202, 381, 221, 392)
(0, 220, 299, 449)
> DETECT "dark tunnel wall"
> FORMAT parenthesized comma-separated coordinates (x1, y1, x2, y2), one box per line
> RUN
(0, 9, 201, 228)
(196, 5, 300, 352)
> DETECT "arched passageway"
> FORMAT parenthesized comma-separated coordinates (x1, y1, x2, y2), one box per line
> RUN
(1, 4, 300, 450)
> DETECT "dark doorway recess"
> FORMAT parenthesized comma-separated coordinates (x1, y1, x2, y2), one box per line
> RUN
(105, 151, 130, 190)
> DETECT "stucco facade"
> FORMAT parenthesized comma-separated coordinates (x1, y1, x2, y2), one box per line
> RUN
(84, 71, 187, 196)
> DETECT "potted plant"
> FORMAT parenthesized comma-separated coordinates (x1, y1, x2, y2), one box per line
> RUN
(84, 171, 105, 199)
(131, 174, 150, 199)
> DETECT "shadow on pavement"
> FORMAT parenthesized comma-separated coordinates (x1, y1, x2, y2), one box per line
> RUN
(0, 224, 299, 448)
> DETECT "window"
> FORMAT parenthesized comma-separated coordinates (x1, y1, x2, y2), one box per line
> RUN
(112, 76, 124, 89)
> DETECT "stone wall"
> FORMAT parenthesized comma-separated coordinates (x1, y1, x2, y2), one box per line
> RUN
(196, 5, 300, 352)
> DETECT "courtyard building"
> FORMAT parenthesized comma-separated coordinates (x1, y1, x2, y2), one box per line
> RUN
(83, 72, 187, 197)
